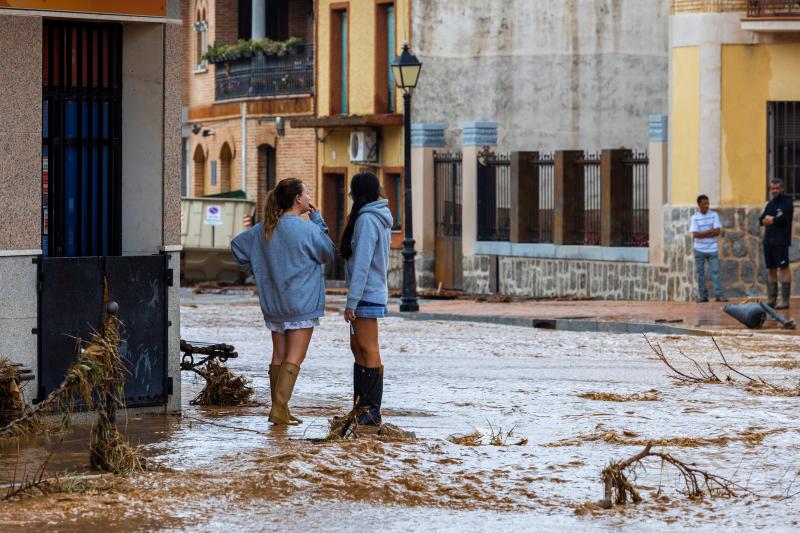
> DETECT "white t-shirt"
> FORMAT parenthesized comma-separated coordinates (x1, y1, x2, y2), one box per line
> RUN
(690, 210, 721, 253)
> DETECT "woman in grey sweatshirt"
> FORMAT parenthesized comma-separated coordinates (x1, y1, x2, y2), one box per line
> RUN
(231, 178, 335, 425)
(340, 172, 393, 431)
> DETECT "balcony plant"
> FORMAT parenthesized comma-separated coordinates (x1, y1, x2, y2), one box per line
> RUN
(203, 36, 303, 64)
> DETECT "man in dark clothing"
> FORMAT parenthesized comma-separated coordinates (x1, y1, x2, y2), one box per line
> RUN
(759, 178, 794, 309)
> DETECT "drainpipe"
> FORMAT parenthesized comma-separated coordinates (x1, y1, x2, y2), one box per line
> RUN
(241, 102, 247, 197)
(252, 0, 266, 39)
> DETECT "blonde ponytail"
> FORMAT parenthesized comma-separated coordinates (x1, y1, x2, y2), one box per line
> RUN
(263, 188, 281, 240)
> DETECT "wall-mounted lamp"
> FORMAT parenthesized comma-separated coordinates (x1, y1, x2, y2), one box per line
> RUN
(191, 123, 215, 137)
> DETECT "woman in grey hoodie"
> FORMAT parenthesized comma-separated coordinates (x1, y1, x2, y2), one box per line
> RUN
(340, 172, 393, 431)
(231, 178, 335, 425)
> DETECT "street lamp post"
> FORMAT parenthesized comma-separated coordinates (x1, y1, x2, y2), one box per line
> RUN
(392, 42, 422, 312)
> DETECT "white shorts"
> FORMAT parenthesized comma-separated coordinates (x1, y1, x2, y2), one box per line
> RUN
(265, 318, 320, 334)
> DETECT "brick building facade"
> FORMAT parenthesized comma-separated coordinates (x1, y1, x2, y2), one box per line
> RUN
(182, 0, 318, 221)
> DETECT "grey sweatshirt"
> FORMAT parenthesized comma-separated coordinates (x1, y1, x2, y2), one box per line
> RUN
(231, 211, 335, 322)
(345, 199, 393, 309)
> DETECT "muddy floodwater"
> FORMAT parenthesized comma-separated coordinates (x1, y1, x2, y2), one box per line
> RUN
(2, 295, 800, 531)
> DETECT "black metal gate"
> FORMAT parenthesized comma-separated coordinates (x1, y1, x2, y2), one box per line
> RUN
(42, 20, 123, 258)
(477, 150, 511, 241)
(37, 255, 170, 407)
(434, 152, 463, 290)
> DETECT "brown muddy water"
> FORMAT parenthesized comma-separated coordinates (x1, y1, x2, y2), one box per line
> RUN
(2, 296, 800, 531)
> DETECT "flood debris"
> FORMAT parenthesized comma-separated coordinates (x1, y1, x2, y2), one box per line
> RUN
(180, 340, 254, 406)
(0, 314, 146, 475)
(645, 335, 800, 396)
(448, 431, 483, 446)
(546, 423, 786, 449)
(189, 360, 255, 406)
(448, 425, 528, 447)
(0, 358, 29, 427)
(324, 411, 415, 442)
(599, 443, 753, 509)
(577, 390, 659, 402)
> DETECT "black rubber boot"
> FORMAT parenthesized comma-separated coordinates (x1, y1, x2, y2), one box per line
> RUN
(353, 363, 365, 406)
(357, 366, 383, 431)
(777, 283, 791, 310)
(767, 282, 779, 308)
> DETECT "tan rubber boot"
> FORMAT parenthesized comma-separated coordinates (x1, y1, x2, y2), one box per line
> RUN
(269, 364, 301, 423)
(269, 362, 301, 425)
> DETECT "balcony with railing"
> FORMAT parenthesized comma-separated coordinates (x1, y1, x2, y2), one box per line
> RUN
(214, 44, 314, 101)
(743, 0, 800, 31)
(747, 0, 800, 16)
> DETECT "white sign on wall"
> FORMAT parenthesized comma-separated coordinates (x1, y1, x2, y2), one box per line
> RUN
(204, 205, 223, 226)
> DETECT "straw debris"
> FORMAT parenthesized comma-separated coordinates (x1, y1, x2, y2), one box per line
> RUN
(546, 424, 786, 449)
(578, 390, 659, 402)
(0, 358, 27, 427)
(189, 360, 255, 406)
(324, 414, 415, 442)
(0, 315, 146, 475)
(448, 425, 527, 447)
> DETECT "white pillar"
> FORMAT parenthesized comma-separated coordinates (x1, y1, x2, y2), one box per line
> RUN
(410, 124, 444, 257)
(648, 114, 668, 265)
(252, 0, 266, 39)
(698, 42, 721, 203)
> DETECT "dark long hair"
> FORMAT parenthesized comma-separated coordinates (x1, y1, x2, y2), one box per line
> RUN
(339, 172, 382, 259)
(263, 178, 305, 239)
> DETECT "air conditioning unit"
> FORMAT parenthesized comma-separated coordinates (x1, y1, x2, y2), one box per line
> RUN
(349, 130, 378, 163)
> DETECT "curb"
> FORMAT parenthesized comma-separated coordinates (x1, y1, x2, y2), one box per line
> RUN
(389, 311, 712, 336)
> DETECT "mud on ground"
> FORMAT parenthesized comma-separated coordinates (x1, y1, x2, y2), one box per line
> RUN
(2, 301, 800, 531)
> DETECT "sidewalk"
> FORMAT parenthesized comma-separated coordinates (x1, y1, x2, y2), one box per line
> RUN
(390, 298, 800, 336)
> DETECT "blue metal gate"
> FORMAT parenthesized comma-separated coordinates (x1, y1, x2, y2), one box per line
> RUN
(37, 255, 171, 407)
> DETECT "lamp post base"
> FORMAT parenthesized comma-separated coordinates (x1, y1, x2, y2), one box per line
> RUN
(399, 301, 420, 313)
(399, 237, 419, 312)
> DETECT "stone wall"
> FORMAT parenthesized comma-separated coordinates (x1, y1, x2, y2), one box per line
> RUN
(462, 205, 799, 301)
(388, 250, 436, 291)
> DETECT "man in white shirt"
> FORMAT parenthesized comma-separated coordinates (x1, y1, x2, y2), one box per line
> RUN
(690, 194, 726, 303)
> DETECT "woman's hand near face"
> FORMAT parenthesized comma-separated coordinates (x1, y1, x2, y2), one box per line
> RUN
(308, 202, 317, 214)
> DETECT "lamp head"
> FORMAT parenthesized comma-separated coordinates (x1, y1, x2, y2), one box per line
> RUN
(392, 41, 422, 91)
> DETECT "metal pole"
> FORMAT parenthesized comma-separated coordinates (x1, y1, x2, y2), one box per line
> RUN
(241, 102, 247, 197)
(400, 91, 419, 312)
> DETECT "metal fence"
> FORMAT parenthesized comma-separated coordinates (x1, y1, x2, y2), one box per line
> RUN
(527, 153, 555, 243)
(768, 101, 800, 202)
(576, 153, 602, 245)
(215, 44, 314, 101)
(747, 0, 800, 17)
(477, 151, 511, 241)
(621, 151, 650, 247)
(434, 152, 463, 238)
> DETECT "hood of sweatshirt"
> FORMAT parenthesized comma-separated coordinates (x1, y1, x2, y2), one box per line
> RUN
(358, 199, 393, 229)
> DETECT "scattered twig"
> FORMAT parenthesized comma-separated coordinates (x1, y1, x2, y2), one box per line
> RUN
(600, 443, 755, 508)
(645, 334, 800, 396)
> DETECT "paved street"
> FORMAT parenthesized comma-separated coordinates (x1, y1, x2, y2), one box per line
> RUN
(2, 295, 800, 531)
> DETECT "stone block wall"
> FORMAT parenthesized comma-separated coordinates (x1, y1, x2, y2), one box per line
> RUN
(387, 250, 436, 291)
(461, 205, 797, 301)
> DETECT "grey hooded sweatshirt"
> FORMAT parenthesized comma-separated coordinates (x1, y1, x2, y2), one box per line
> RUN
(345, 199, 393, 309)
(231, 211, 335, 322)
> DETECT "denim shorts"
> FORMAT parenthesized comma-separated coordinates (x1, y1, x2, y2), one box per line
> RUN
(354, 301, 387, 319)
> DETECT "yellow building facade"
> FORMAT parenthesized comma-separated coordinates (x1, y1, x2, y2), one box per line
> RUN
(670, 0, 800, 206)
(666, 0, 800, 297)
(292, 0, 412, 271)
